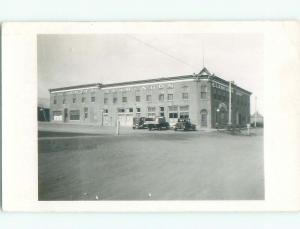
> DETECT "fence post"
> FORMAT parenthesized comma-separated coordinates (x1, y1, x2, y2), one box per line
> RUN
(116, 120, 120, 136)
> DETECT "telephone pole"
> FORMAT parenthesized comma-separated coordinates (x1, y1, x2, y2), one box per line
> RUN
(254, 96, 257, 128)
(228, 81, 233, 126)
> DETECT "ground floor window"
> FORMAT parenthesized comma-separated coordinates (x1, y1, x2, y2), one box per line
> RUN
(169, 106, 178, 119)
(200, 109, 208, 127)
(53, 111, 62, 121)
(118, 108, 125, 113)
(70, 110, 80, 120)
(180, 112, 189, 119)
(84, 107, 88, 119)
(148, 113, 156, 118)
(160, 107, 165, 117)
(169, 113, 178, 118)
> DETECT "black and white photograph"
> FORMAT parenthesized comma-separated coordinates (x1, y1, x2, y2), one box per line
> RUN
(37, 32, 264, 201)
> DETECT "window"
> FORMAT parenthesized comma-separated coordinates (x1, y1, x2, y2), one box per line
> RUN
(53, 98, 57, 104)
(129, 108, 133, 113)
(201, 85, 208, 99)
(53, 111, 62, 121)
(146, 94, 152, 102)
(136, 95, 141, 102)
(180, 112, 189, 119)
(72, 95, 76, 103)
(182, 86, 188, 91)
(160, 107, 165, 117)
(200, 109, 208, 127)
(70, 110, 80, 120)
(168, 105, 178, 112)
(180, 105, 189, 118)
(168, 106, 178, 119)
(62, 94, 66, 104)
(118, 108, 125, 113)
(136, 108, 141, 113)
(182, 92, 189, 100)
(159, 94, 164, 102)
(122, 97, 127, 103)
(104, 98, 108, 104)
(147, 107, 156, 117)
(113, 97, 118, 104)
(169, 113, 178, 118)
(81, 97, 85, 103)
(167, 94, 173, 101)
(104, 109, 108, 114)
(84, 107, 88, 119)
(148, 107, 156, 112)
(91, 92, 96, 102)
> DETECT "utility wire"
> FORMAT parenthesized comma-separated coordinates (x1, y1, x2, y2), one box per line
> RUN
(126, 34, 198, 71)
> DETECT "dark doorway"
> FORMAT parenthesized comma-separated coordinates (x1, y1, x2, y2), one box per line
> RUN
(64, 108, 68, 122)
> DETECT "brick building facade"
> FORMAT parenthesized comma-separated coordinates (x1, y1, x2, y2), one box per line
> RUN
(49, 67, 251, 129)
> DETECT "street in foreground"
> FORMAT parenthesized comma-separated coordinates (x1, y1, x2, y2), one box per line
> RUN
(38, 125, 264, 200)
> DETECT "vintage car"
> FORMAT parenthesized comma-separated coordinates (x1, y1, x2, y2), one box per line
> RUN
(174, 118, 196, 131)
(132, 117, 152, 129)
(145, 117, 170, 131)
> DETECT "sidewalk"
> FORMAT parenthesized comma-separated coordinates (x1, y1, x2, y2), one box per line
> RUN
(38, 122, 120, 135)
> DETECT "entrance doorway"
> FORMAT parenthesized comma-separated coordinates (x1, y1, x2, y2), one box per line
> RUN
(64, 108, 68, 122)
(200, 109, 208, 127)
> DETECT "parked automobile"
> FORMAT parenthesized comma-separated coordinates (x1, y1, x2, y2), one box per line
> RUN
(132, 117, 150, 129)
(174, 118, 196, 131)
(146, 117, 170, 131)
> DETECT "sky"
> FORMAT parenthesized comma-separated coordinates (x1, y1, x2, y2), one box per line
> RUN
(38, 33, 264, 114)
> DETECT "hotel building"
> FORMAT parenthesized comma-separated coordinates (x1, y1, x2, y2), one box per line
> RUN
(49, 67, 251, 129)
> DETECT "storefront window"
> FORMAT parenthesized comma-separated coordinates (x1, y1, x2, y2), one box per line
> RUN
(70, 110, 80, 120)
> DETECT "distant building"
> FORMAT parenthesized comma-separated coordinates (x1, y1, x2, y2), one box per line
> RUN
(38, 107, 50, 121)
(250, 112, 264, 127)
(38, 98, 50, 122)
(48, 67, 251, 129)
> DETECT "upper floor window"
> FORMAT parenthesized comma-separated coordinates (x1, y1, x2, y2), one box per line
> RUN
(136, 95, 141, 102)
(104, 97, 108, 104)
(148, 107, 156, 112)
(159, 94, 164, 102)
(118, 108, 125, 113)
(182, 92, 189, 100)
(146, 94, 152, 102)
(113, 97, 118, 104)
(182, 86, 188, 91)
(167, 94, 173, 101)
(81, 97, 86, 103)
(136, 108, 141, 113)
(53, 96, 57, 104)
(201, 85, 208, 99)
(122, 97, 127, 103)
(90, 92, 96, 102)
(72, 95, 76, 103)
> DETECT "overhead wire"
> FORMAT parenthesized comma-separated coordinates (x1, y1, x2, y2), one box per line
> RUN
(125, 34, 199, 72)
